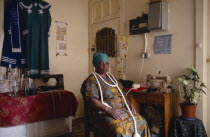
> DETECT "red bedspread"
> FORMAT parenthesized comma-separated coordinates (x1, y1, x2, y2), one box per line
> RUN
(0, 90, 78, 127)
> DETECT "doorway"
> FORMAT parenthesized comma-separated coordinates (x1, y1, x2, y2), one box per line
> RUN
(89, 0, 120, 76)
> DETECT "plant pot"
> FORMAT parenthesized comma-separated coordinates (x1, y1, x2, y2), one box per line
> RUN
(180, 104, 197, 119)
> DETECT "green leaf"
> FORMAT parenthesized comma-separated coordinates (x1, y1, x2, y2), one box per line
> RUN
(201, 89, 206, 94)
(178, 67, 208, 104)
(177, 77, 185, 82)
(183, 80, 189, 85)
(192, 78, 199, 82)
(182, 75, 191, 80)
(187, 67, 200, 78)
(177, 77, 190, 85)
(200, 83, 207, 88)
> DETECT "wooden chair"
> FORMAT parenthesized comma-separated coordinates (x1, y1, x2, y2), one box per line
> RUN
(84, 100, 97, 137)
(84, 98, 106, 137)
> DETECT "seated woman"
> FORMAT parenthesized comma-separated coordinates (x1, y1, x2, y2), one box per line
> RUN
(81, 53, 150, 137)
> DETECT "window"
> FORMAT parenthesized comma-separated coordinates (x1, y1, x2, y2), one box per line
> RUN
(96, 28, 116, 57)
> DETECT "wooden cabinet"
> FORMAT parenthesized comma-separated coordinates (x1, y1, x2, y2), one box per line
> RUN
(130, 91, 179, 137)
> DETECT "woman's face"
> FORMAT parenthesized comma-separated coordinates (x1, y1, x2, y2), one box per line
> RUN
(95, 61, 109, 74)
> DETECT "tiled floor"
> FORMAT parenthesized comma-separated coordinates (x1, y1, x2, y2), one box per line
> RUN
(58, 117, 85, 137)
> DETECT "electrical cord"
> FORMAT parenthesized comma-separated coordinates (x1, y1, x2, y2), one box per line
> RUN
(139, 33, 148, 83)
(125, 88, 135, 96)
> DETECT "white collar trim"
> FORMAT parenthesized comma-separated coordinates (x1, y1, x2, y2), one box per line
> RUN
(39, 4, 51, 9)
(19, 2, 33, 9)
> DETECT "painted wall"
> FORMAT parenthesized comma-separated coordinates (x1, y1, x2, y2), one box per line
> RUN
(207, 0, 210, 135)
(123, 0, 194, 84)
(45, 0, 89, 117)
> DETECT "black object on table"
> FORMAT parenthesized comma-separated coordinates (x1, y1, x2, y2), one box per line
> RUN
(170, 116, 207, 137)
(119, 79, 133, 88)
(38, 74, 64, 92)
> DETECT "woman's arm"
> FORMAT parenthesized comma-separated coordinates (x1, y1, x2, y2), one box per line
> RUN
(89, 98, 122, 120)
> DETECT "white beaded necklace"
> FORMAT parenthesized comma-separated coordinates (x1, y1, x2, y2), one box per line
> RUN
(92, 72, 141, 137)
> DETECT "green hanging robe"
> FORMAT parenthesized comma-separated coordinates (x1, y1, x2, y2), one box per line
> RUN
(20, 0, 51, 78)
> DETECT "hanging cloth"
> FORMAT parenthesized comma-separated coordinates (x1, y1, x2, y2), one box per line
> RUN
(19, 0, 51, 78)
(1, 0, 26, 68)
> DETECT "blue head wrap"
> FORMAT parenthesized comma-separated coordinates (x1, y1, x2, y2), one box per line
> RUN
(92, 53, 109, 67)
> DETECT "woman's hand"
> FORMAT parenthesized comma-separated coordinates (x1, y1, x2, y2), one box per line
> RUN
(106, 108, 122, 120)
(89, 98, 122, 120)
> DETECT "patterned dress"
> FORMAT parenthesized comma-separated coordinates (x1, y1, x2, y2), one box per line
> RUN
(81, 74, 150, 137)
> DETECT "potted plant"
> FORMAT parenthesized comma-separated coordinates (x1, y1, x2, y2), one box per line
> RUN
(177, 67, 207, 119)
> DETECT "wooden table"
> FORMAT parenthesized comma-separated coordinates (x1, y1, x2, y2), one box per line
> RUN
(130, 91, 179, 137)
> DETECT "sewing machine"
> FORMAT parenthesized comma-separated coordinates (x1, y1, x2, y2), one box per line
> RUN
(146, 74, 171, 92)
(38, 74, 64, 92)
